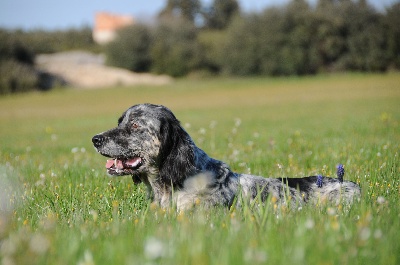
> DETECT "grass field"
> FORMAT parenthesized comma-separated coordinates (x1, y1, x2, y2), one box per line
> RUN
(0, 73, 399, 264)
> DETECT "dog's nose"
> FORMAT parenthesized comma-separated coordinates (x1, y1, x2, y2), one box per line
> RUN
(92, 135, 105, 148)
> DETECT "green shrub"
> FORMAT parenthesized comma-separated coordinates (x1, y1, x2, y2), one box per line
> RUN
(150, 19, 204, 77)
(219, 16, 261, 75)
(385, 3, 400, 69)
(197, 30, 229, 73)
(105, 25, 153, 72)
(0, 29, 35, 65)
(0, 60, 38, 94)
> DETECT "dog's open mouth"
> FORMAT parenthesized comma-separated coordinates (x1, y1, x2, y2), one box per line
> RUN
(105, 157, 143, 175)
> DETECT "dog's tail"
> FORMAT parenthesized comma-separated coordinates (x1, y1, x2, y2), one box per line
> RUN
(279, 176, 361, 204)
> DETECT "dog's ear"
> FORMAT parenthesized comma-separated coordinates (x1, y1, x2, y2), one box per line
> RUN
(158, 115, 196, 187)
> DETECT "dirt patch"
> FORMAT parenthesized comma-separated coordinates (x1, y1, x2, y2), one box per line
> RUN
(36, 51, 172, 89)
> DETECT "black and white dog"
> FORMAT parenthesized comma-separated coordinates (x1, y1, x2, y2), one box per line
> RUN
(92, 104, 360, 210)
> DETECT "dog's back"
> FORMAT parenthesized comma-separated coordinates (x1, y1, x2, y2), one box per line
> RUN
(239, 174, 361, 206)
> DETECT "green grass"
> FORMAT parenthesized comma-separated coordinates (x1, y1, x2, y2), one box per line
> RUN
(0, 73, 399, 264)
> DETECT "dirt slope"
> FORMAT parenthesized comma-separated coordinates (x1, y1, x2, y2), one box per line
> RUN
(36, 51, 172, 89)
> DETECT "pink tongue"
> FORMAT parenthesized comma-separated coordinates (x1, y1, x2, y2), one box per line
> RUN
(106, 159, 114, 169)
(105, 159, 123, 169)
(105, 158, 141, 169)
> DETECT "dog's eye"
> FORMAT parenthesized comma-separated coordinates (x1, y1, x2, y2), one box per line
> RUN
(132, 123, 140, 129)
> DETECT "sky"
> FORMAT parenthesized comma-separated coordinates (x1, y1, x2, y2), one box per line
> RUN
(0, 0, 398, 30)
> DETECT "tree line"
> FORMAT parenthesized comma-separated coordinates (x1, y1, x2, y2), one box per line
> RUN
(1, 0, 399, 94)
(106, 0, 400, 77)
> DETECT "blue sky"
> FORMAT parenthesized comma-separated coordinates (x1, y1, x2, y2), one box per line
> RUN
(0, 0, 398, 30)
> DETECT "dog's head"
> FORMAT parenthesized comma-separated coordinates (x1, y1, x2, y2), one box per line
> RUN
(92, 104, 195, 185)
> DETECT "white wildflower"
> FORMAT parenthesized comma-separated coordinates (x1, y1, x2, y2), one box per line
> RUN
(77, 250, 94, 265)
(244, 248, 267, 263)
(71, 147, 79, 153)
(29, 234, 50, 254)
(359, 227, 371, 241)
(304, 218, 315, 230)
(374, 229, 382, 239)
(144, 237, 165, 260)
(327, 207, 336, 216)
(377, 196, 386, 204)
(234, 118, 241, 127)
(209, 120, 217, 129)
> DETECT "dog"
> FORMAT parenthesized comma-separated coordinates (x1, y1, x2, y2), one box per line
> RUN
(92, 103, 360, 210)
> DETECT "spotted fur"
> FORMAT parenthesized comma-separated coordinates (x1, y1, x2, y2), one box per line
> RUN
(92, 104, 360, 210)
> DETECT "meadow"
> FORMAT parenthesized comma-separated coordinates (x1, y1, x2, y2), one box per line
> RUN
(0, 73, 399, 264)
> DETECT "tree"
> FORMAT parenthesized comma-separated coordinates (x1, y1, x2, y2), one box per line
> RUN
(314, 0, 346, 71)
(258, 0, 318, 76)
(0, 29, 34, 65)
(151, 20, 203, 76)
(105, 25, 153, 72)
(159, 0, 201, 24)
(335, 1, 389, 71)
(280, 0, 318, 75)
(316, 0, 335, 10)
(219, 15, 263, 75)
(204, 0, 240, 29)
(385, 3, 400, 69)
